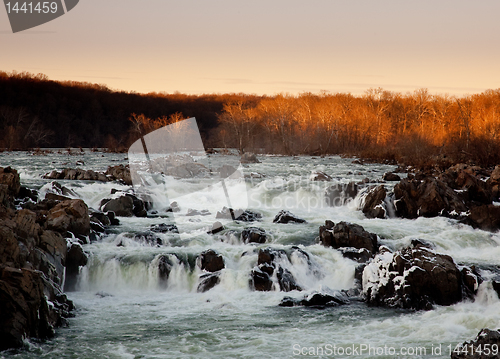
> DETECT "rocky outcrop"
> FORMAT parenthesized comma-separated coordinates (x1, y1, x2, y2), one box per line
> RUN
(43, 164, 132, 185)
(362, 245, 478, 310)
(325, 181, 358, 207)
(319, 221, 378, 254)
(361, 185, 388, 219)
(0, 166, 94, 350)
(273, 210, 306, 224)
(451, 328, 500, 359)
(47, 199, 91, 236)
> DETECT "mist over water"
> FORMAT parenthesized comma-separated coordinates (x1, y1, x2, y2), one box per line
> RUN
(1, 150, 499, 359)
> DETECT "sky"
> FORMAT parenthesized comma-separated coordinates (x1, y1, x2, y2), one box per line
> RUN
(2, 0, 500, 96)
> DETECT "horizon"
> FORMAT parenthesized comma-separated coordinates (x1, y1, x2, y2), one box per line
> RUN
(2, 1, 500, 97)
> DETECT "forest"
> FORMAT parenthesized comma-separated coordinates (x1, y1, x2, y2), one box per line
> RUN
(1, 71, 500, 167)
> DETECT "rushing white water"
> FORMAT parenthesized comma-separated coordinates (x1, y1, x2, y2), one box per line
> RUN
(1, 150, 499, 359)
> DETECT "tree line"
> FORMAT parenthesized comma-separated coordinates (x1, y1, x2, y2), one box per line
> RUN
(1, 71, 499, 167)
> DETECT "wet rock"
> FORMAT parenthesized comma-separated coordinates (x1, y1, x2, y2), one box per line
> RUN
(150, 223, 179, 233)
(208, 221, 224, 235)
(240, 152, 260, 164)
(361, 185, 387, 219)
(216, 207, 262, 222)
(250, 248, 302, 292)
(325, 182, 358, 207)
(197, 272, 221, 293)
(310, 171, 332, 181)
(451, 328, 500, 359)
(44, 181, 78, 202)
(64, 242, 88, 291)
(105, 165, 132, 185)
(319, 221, 378, 254)
(394, 176, 467, 219)
(46, 199, 90, 236)
(241, 227, 267, 244)
(100, 192, 149, 217)
(462, 205, 500, 232)
(157, 254, 175, 287)
(487, 165, 500, 201)
(273, 210, 306, 224)
(338, 247, 372, 263)
(90, 211, 111, 227)
(0, 267, 70, 351)
(362, 247, 466, 310)
(197, 250, 224, 272)
(279, 290, 350, 308)
(383, 172, 401, 181)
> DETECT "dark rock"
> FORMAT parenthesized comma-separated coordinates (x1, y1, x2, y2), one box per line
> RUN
(90, 211, 111, 227)
(361, 185, 387, 219)
(17, 186, 38, 202)
(197, 250, 224, 272)
(310, 171, 332, 181)
(208, 221, 224, 235)
(319, 221, 378, 254)
(279, 290, 350, 308)
(46, 199, 90, 236)
(101, 195, 134, 217)
(106, 211, 120, 225)
(363, 247, 467, 310)
(251, 268, 273, 291)
(463, 205, 500, 232)
(197, 272, 221, 292)
(216, 207, 262, 222)
(64, 243, 88, 291)
(241, 227, 267, 244)
(338, 247, 372, 263)
(492, 281, 500, 299)
(157, 254, 175, 287)
(383, 172, 401, 181)
(273, 210, 306, 224)
(325, 182, 359, 207)
(487, 165, 500, 201)
(240, 152, 260, 164)
(150, 223, 179, 233)
(451, 328, 500, 359)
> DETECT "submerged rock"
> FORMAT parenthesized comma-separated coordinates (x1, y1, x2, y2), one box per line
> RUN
(216, 207, 262, 222)
(279, 290, 350, 308)
(240, 152, 260, 164)
(273, 210, 306, 224)
(310, 171, 332, 181)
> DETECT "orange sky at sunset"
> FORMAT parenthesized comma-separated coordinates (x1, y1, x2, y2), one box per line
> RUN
(2, 0, 500, 96)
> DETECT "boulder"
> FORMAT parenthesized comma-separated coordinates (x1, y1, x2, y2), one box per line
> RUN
(463, 204, 500, 232)
(361, 185, 387, 219)
(279, 290, 350, 308)
(394, 176, 467, 219)
(362, 246, 472, 310)
(250, 248, 302, 292)
(241, 227, 267, 244)
(197, 273, 221, 293)
(383, 172, 401, 181)
(216, 207, 262, 222)
(46, 199, 90, 236)
(319, 221, 378, 254)
(273, 210, 306, 224)
(240, 152, 260, 164)
(197, 250, 224, 272)
(64, 243, 88, 291)
(100, 193, 149, 217)
(105, 165, 132, 185)
(325, 182, 358, 207)
(310, 171, 332, 181)
(451, 328, 500, 359)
